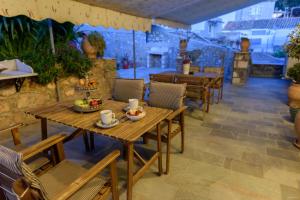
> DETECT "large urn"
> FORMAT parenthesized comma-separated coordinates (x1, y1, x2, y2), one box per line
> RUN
(82, 35, 97, 59)
(288, 82, 300, 108)
(240, 38, 250, 52)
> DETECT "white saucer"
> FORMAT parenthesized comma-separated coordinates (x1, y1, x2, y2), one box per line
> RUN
(123, 105, 144, 112)
(95, 119, 119, 129)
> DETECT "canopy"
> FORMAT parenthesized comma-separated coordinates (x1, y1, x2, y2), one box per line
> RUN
(1, 0, 265, 31)
(0, 0, 152, 32)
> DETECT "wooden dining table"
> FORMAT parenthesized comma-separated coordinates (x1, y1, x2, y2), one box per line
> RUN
(25, 100, 172, 200)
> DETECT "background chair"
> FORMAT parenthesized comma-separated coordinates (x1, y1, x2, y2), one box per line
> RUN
(149, 74, 175, 83)
(175, 74, 212, 113)
(144, 81, 187, 174)
(203, 66, 224, 104)
(0, 134, 120, 200)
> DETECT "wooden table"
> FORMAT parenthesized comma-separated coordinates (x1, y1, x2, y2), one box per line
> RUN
(26, 100, 172, 200)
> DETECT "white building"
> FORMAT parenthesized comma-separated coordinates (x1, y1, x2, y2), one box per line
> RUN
(222, 17, 300, 52)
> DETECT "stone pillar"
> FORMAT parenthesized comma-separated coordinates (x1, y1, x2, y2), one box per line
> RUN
(232, 52, 251, 85)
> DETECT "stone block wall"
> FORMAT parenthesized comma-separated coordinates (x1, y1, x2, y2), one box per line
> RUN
(0, 59, 116, 129)
(80, 25, 235, 79)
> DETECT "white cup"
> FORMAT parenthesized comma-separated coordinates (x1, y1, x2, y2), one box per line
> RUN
(100, 110, 115, 125)
(129, 99, 139, 111)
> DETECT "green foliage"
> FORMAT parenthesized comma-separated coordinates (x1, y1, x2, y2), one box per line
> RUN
(275, 0, 300, 10)
(286, 24, 300, 60)
(56, 43, 92, 78)
(287, 63, 300, 83)
(87, 31, 106, 57)
(0, 16, 92, 84)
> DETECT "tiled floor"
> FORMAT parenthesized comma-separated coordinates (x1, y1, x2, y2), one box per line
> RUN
(1, 78, 300, 200)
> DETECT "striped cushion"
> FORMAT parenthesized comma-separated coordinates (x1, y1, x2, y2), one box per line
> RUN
(0, 145, 49, 199)
(113, 79, 144, 102)
(148, 82, 186, 110)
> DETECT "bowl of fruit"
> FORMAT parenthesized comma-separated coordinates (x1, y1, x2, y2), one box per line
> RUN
(126, 109, 146, 121)
(73, 98, 102, 113)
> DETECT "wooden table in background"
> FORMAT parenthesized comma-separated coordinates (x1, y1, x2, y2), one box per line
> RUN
(26, 100, 172, 200)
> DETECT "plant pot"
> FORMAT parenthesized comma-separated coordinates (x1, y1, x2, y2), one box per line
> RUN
(240, 38, 250, 52)
(81, 36, 97, 59)
(183, 63, 190, 75)
(290, 107, 300, 122)
(288, 82, 300, 108)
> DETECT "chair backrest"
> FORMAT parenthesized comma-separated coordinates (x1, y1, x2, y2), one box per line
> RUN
(148, 81, 186, 110)
(175, 74, 210, 87)
(190, 66, 200, 73)
(112, 78, 145, 102)
(203, 66, 224, 75)
(0, 146, 48, 200)
(149, 74, 175, 83)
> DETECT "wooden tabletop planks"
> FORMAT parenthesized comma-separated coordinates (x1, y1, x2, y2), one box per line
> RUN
(26, 100, 172, 142)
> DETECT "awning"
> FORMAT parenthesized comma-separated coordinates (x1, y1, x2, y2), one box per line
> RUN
(0, 0, 266, 31)
(0, 0, 152, 32)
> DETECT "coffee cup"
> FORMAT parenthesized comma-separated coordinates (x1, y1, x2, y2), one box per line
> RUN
(129, 99, 139, 111)
(100, 110, 115, 125)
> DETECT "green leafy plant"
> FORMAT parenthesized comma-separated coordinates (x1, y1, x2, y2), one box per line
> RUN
(0, 16, 92, 84)
(87, 31, 106, 57)
(287, 63, 300, 83)
(286, 24, 300, 60)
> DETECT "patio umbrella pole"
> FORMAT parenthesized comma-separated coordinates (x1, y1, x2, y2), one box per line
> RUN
(48, 19, 61, 102)
(133, 30, 136, 79)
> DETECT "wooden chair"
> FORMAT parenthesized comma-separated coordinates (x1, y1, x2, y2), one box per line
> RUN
(189, 66, 201, 73)
(0, 123, 52, 173)
(144, 82, 187, 174)
(175, 74, 212, 113)
(0, 134, 120, 200)
(203, 66, 224, 104)
(149, 74, 175, 83)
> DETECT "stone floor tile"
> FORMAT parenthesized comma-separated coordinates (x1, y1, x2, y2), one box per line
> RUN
(267, 148, 300, 162)
(224, 158, 264, 178)
(280, 185, 300, 200)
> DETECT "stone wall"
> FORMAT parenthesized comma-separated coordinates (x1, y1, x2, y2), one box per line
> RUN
(0, 59, 116, 130)
(80, 25, 235, 79)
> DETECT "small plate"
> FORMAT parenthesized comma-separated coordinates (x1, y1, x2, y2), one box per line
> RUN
(123, 105, 144, 112)
(126, 110, 146, 121)
(95, 119, 119, 129)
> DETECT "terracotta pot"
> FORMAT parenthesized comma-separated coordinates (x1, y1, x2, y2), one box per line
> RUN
(180, 39, 187, 50)
(81, 36, 97, 59)
(288, 83, 300, 108)
(240, 38, 250, 52)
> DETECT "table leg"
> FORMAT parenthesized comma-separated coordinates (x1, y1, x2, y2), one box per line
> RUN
(41, 118, 48, 140)
(156, 122, 162, 175)
(127, 142, 134, 200)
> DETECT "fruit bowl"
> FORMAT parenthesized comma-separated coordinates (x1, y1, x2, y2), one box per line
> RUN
(126, 110, 146, 121)
(73, 98, 102, 113)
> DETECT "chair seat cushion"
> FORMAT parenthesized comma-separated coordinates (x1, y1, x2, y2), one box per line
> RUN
(39, 160, 107, 200)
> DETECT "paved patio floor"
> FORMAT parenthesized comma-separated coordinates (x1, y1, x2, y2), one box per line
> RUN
(1, 78, 300, 200)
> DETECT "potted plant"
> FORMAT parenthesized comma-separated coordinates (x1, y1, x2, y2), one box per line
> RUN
(182, 56, 191, 75)
(286, 24, 300, 122)
(82, 31, 106, 59)
(121, 54, 129, 69)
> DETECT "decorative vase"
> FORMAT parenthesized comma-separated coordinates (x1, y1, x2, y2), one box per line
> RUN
(240, 38, 250, 52)
(288, 82, 300, 108)
(82, 36, 97, 59)
(183, 63, 190, 75)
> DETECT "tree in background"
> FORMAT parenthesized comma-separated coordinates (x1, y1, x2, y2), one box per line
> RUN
(275, 0, 300, 11)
